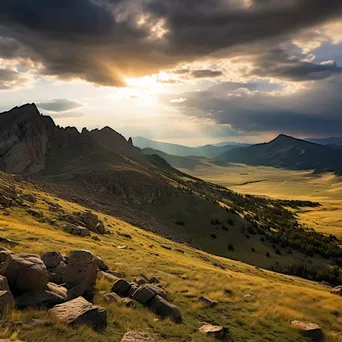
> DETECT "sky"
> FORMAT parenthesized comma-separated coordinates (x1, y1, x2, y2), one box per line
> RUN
(0, 1, 342, 145)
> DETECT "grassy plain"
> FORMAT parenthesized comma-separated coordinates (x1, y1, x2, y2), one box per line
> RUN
(0, 181, 341, 341)
(179, 160, 342, 239)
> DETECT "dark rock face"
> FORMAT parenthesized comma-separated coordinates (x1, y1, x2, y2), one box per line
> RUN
(0, 104, 54, 175)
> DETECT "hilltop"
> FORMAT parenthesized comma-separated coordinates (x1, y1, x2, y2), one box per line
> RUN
(218, 134, 342, 173)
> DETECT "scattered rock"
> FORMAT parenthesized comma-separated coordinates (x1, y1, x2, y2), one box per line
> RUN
(244, 293, 252, 298)
(111, 279, 132, 297)
(41, 251, 63, 269)
(107, 270, 126, 278)
(199, 324, 230, 340)
(161, 245, 171, 250)
(22, 193, 37, 203)
(121, 332, 158, 342)
(132, 285, 157, 305)
(135, 276, 149, 285)
(50, 296, 107, 331)
(199, 296, 217, 308)
(0, 276, 10, 291)
(149, 276, 160, 284)
(63, 223, 91, 237)
(0, 237, 19, 247)
(0, 253, 49, 294)
(0, 290, 14, 315)
(148, 295, 182, 323)
(47, 261, 66, 284)
(0, 196, 12, 208)
(63, 250, 99, 299)
(98, 271, 119, 283)
(118, 233, 132, 239)
(27, 209, 43, 218)
(291, 320, 323, 341)
(15, 282, 68, 309)
(103, 292, 135, 307)
(330, 286, 342, 296)
(93, 256, 109, 271)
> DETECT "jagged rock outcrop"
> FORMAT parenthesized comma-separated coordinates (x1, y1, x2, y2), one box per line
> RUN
(0, 104, 54, 175)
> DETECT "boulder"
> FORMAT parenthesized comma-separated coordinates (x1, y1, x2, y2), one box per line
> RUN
(47, 261, 66, 284)
(27, 209, 43, 218)
(149, 276, 160, 284)
(41, 252, 63, 269)
(291, 320, 324, 341)
(0, 196, 12, 208)
(0, 276, 10, 291)
(0, 290, 14, 315)
(63, 251, 98, 299)
(22, 193, 37, 203)
(96, 223, 105, 234)
(103, 292, 135, 307)
(0, 253, 49, 294)
(0, 237, 19, 247)
(148, 295, 182, 323)
(98, 271, 119, 283)
(330, 286, 342, 296)
(16, 283, 68, 309)
(199, 296, 217, 308)
(107, 270, 126, 278)
(128, 284, 139, 298)
(63, 223, 91, 237)
(135, 276, 149, 286)
(121, 332, 158, 342)
(50, 296, 107, 331)
(199, 324, 230, 340)
(93, 256, 109, 271)
(81, 212, 99, 231)
(111, 279, 132, 297)
(132, 285, 156, 305)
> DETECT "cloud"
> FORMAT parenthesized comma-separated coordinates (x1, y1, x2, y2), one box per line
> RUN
(0, 0, 341, 86)
(0, 64, 34, 90)
(48, 111, 85, 119)
(37, 99, 83, 112)
(164, 75, 342, 136)
(248, 47, 342, 81)
(170, 98, 186, 103)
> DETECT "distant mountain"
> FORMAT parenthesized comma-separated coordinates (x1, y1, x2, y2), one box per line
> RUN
(306, 137, 342, 146)
(142, 148, 203, 170)
(218, 134, 342, 172)
(133, 137, 238, 158)
(212, 141, 250, 147)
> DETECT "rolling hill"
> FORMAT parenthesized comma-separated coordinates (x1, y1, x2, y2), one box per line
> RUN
(218, 134, 342, 172)
(133, 136, 238, 158)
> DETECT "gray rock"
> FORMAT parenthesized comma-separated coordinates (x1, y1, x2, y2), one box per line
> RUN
(198, 296, 217, 308)
(148, 295, 182, 323)
(291, 320, 324, 341)
(135, 276, 149, 285)
(0, 253, 49, 294)
(98, 271, 119, 283)
(111, 279, 132, 297)
(0, 276, 10, 291)
(103, 292, 135, 307)
(41, 251, 63, 269)
(121, 332, 158, 342)
(27, 209, 43, 218)
(132, 285, 156, 305)
(330, 286, 342, 296)
(15, 282, 68, 309)
(63, 223, 91, 237)
(198, 324, 230, 340)
(0, 290, 14, 315)
(48, 261, 66, 284)
(50, 296, 107, 331)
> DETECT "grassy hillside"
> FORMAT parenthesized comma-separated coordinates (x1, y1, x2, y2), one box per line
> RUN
(0, 176, 341, 341)
(178, 160, 342, 240)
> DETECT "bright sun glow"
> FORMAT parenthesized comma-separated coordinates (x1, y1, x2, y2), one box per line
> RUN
(126, 76, 159, 90)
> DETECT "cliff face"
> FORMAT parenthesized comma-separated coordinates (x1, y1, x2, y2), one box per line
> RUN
(0, 104, 55, 175)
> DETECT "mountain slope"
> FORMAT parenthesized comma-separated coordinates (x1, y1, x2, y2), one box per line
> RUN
(133, 136, 237, 158)
(307, 137, 342, 146)
(219, 134, 342, 172)
(0, 173, 340, 341)
(0, 105, 341, 282)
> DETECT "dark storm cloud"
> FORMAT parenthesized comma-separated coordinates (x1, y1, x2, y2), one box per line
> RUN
(0, 0, 342, 86)
(37, 99, 83, 112)
(249, 48, 342, 81)
(164, 75, 342, 136)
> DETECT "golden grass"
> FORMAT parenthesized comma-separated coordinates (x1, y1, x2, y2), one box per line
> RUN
(0, 182, 341, 341)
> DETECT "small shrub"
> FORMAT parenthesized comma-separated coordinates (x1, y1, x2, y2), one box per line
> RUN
(210, 233, 217, 239)
(252, 247, 256, 253)
(228, 244, 234, 251)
